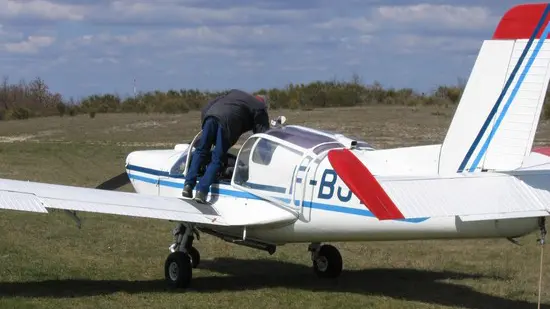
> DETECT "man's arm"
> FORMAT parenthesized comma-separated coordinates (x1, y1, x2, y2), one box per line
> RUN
(252, 109, 271, 134)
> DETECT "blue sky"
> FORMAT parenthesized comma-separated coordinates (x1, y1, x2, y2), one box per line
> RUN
(0, 0, 529, 100)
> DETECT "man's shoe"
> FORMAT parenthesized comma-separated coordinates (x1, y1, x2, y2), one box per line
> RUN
(194, 191, 207, 204)
(181, 184, 193, 198)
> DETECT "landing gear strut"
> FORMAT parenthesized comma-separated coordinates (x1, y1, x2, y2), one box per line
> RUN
(308, 243, 343, 278)
(164, 223, 201, 288)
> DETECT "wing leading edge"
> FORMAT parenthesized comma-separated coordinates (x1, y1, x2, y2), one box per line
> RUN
(0, 178, 228, 226)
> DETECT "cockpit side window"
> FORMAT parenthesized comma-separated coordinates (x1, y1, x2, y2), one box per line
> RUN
(251, 138, 278, 165)
(232, 136, 304, 191)
(170, 154, 188, 175)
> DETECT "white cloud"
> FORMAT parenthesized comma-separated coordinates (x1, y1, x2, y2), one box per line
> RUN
(3, 36, 56, 54)
(0, 24, 24, 42)
(376, 4, 496, 30)
(91, 57, 119, 64)
(103, 2, 308, 23)
(388, 34, 482, 55)
(281, 64, 327, 71)
(314, 16, 377, 32)
(0, 0, 84, 20)
(0, 0, 314, 25)
(65, 21, 339, 55)
(68, 32, 152, 48)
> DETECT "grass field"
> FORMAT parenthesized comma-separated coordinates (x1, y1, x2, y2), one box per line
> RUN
(2, 105, 550, 309)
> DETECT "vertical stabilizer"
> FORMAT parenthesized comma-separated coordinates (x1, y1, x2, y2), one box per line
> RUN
(438, 3, 550, 174)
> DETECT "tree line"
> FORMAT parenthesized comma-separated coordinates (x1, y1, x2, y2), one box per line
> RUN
(1, 74, 549, 121)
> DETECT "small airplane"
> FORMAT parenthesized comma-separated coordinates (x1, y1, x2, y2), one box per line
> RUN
(2, 2, 550, 289)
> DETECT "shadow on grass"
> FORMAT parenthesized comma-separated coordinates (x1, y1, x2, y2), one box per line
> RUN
(0, 258, 545, 309)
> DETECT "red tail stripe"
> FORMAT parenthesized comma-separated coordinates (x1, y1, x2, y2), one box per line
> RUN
(327, 149, 405, 220)
(493, 3, 550, 40)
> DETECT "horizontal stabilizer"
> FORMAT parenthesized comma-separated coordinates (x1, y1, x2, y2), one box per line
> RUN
(327, 148, 550, 221)
(375, 171, 550, 221)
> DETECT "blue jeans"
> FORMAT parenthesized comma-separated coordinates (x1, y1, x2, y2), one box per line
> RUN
(185, 117, 230, 194)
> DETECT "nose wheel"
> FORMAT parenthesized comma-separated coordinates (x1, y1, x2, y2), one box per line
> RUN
(309, 243, 343, 278)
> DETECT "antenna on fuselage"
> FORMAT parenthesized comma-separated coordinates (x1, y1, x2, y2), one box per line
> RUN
(133, 77, 137, 98)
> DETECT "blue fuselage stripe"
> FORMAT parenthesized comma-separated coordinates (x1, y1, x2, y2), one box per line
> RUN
(126, 164, 185, 178)
(126, 166, 429, 223)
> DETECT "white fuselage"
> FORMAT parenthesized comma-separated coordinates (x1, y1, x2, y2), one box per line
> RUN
(124, 140, 547, 246)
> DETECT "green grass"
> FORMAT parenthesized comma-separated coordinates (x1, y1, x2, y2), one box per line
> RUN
(1, 105, 550, 308)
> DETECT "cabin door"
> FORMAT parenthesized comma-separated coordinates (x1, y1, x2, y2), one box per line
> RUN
(231, 135, 306, 215)
(290, 154, 322, 222)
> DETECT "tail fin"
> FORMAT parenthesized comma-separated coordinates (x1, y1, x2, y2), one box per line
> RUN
(438, 3, 550, 175)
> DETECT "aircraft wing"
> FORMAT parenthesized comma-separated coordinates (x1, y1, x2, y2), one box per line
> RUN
(328, 148, 550, 222)
(0, 178, 228, 226)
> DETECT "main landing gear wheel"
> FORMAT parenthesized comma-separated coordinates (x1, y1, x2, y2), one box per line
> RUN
(165, 223, 200, 289)
(312, 244, 343, 278)
(188, 246, 200, 268)
(165, 251, 192, 288)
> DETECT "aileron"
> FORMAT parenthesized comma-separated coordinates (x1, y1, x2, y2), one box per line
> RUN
(0, 190, 48, 213)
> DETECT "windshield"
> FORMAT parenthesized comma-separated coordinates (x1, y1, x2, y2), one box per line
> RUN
(264, 125, 373, 151)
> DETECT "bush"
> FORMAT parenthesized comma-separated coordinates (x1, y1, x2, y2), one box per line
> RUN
(5, 107, 33, 120)
(2, 74, 550, 122)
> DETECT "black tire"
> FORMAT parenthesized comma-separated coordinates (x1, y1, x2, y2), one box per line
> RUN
(313, 244, 343, 278)
(165, 251, 193, 288)
(187, 246, 200, 268)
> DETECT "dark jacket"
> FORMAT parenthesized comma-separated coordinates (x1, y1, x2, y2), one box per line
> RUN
(201, 89, 270, 146)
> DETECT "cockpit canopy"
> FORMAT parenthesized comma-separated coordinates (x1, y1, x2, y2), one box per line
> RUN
(231, 125, 373, 193)
(262, 125, 372, 153)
